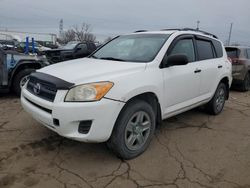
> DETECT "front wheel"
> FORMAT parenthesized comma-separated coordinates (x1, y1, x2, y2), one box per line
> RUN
(107, 100, 156, 160)
(12, 69, 35, 96)
(206, 82, 227, 115)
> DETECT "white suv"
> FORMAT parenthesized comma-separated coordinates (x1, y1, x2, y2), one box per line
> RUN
(21, 29, 232, 159)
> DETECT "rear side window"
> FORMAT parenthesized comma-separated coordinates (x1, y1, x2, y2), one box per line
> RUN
(246, 49, 250, 59)
(78, 44, 87, 51)
(212, 40, 223, 58)
(196, 40, 214, 60)
(88, 43, 96, 51)
(169, 39, 195, 62)
(225, 48, 239, 58)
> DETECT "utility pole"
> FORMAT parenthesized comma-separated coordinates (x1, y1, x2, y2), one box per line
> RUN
(196, 20, 200, 30)
(59, 19, 64, 39)
(228, 23, 233, 46)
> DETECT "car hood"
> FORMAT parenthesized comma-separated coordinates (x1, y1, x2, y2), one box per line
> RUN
(44, 49, 73, 53)
(38, 58, 146, 84)
(39, 46, 51, 51)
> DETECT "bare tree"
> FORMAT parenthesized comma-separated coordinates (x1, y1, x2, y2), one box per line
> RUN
(72, 23, 96, 42)
(60, 22, 96, 44)
(61, 29, 75, 44)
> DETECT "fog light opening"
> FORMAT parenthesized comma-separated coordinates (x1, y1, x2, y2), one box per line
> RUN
(78, 120, 92, 134)
(53, 119, 60, 126)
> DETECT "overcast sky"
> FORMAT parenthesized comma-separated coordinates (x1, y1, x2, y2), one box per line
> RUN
(0, 0, 250, 44)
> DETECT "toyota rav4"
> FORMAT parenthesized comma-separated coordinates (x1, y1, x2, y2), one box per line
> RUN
(21, 29, 232, 159)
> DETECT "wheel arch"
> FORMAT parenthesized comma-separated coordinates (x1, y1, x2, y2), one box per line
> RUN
(120, 92, 162, 128)
(9, 61, 41, 86)
(219, 76, 230, 100)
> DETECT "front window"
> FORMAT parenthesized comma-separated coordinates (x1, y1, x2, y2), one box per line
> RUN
(91, 34, 170, 62)
(169, 39, 195, 62)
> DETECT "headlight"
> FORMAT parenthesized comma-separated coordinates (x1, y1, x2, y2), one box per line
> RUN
(65, 82, 114, 102)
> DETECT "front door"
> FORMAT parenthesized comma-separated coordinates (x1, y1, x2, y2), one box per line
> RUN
(162, 37, 201, 115)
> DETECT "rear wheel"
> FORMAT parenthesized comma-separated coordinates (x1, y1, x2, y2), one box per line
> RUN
(107, 100, 156, 160)
(12, 69, 35, 96)
(206, 82, 227, 115)
(240, 73, 250, 92)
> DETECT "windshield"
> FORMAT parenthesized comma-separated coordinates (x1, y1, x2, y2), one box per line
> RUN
(61, 42, 79, 50)
(91, 34, 170, 62)
(225, 47, 239, 58)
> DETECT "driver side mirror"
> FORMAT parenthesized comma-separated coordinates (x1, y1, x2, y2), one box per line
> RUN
(161, 54, 189, 68)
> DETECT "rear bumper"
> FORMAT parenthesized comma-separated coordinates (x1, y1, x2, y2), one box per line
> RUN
(232, 78, 244, 85)
(232, 72, 245, 82)
(21, 87, 125, 142)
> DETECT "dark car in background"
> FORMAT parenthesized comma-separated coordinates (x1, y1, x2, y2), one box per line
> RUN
(44, 41, 97, 63)
(225, 46, 250, 91)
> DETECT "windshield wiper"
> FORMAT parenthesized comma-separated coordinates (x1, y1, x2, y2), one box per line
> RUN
(100, 57, 125, 62)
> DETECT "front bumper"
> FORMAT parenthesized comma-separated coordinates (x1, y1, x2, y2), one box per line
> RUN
(21, 87, 125, 142)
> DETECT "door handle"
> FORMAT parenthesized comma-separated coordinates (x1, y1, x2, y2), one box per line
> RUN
(194, 69, 201, 73)
(218, 65, 223, 69)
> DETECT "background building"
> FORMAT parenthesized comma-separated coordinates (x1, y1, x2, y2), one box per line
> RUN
(0, 30, 57, 44)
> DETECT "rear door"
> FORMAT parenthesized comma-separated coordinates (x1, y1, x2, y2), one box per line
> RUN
(194, 36, 220, 98)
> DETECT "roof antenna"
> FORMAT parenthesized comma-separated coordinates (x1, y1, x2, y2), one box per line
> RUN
(196, 20, 200, 31)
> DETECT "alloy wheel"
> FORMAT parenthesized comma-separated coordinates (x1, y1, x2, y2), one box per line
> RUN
(215, 88, 225, 112)
(20, 75, 29, 88)
(125, 111, 151, 151)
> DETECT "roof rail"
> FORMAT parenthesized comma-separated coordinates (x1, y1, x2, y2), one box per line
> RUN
(134, 28, 218, 39)
(181, 28, 218, 39)
(161, 28, 218, 39)
(161, 29, 181, 31)
(134, 30, 148, 33)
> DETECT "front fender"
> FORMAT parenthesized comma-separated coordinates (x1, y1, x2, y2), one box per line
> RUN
(9, 61, 42, 85)
(105, 68, 164, 114)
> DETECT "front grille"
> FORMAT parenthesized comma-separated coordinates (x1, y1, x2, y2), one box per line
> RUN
(27, 77, 57, 102)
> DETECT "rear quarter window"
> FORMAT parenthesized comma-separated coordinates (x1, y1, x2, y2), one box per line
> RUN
(212, 40, 223, 58)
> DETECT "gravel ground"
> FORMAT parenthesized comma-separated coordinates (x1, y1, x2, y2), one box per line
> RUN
(0, 91, 250, 188)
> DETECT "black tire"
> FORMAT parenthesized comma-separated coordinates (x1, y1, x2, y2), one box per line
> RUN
(12, 68, 35, 96)
(206, 82, 227, 115)
(240, 73, 250, 92)
(107, 99, 156, 160)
